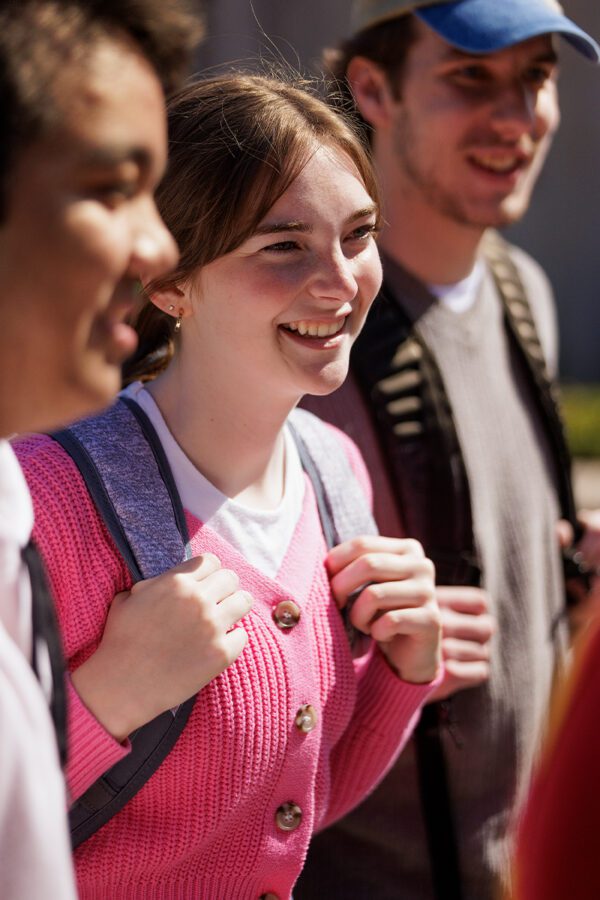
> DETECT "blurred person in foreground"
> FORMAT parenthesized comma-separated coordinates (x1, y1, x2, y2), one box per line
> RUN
(513, 613, 600, 900)
(297, 1, 600, 898)
(0, 1, 199, 896)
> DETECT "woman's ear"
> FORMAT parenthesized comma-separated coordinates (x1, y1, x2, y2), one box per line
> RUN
(146, 284, 187, 319)
(347, 56, 397, 129)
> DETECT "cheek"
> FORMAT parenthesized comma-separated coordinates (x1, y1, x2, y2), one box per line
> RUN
(536, 83, 560, 138)
(63, 204, 133, 281)
(356, 247, 383, 313)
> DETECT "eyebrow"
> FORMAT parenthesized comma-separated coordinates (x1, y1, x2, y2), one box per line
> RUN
(440, 47, 559, 66)
(80, 146, 154, 170)
(253, 205, 379, 237)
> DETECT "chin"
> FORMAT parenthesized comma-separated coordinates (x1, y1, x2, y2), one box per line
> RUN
(66, 362, 123, 419)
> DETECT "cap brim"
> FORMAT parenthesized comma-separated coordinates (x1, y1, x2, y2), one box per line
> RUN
(417, 0, 600, 63)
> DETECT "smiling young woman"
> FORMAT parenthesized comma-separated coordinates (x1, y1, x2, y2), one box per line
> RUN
(15, 73, 442, 900)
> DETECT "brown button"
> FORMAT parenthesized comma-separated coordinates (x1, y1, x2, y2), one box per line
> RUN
(272, 599, 301, 630)
(295, 704, 318, 734)
(275, 801, 302, 832)
(260, 895, 280, 900)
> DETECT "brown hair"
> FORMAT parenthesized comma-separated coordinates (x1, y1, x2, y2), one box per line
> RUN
(323, 15, 418, 145)
(0, 0, 202, 216)
(123, 71, 381, 384)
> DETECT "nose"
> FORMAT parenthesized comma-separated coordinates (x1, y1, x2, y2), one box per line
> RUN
(309, 248, 358, 304)
(131, 199, 179, 282)
(489, 81, 537, 139)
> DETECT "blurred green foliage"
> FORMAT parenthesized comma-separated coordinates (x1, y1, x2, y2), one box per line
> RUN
(560, 384, 600, 458)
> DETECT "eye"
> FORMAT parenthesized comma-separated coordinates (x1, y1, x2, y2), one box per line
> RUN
(92, 182, 137, 209)
(347, 222, 379, 242)
(523, 65, 554, 87)
(261, 239, 301, 253)
(450, 64, 491, 84)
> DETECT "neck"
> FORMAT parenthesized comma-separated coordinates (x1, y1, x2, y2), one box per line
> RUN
(374, 141, 486, 285)
(147, 350, 296, 507)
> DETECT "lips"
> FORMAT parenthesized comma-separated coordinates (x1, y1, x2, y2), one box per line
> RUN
(467, 148, 531, 177)
(282, 318, 346, 338)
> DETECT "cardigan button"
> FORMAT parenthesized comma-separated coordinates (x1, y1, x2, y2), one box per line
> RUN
(295, 704, 318, 734)
(275, 801, 302, 832)
(272, 599, 301, 630)
(260, 895, 280, 900)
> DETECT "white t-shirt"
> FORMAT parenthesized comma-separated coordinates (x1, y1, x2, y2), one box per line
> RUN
(122, 383, 306, 578)
(0, 440, 76, 899)
(429, 260, 485, 314)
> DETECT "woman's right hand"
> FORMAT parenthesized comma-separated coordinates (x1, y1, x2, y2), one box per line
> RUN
(71, 553, 252, 742)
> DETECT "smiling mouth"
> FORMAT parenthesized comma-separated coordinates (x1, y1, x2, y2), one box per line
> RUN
(468, 152, 527, 176)
(282, 318, 347, 338)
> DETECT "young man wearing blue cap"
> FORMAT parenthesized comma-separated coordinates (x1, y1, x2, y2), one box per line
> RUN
(298, 2, 600, 898)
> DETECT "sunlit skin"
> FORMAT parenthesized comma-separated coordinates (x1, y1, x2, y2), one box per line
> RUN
(0, 37, 178, 436)
(148, 145, 383, 505)
(70, 146, 440, 738)
(349, 20, 561, 283)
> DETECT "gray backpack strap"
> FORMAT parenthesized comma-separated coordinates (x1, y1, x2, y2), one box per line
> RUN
(288, 408, 378, 545)
(51, 396, 195, 849)
(288, 408, 378, 653)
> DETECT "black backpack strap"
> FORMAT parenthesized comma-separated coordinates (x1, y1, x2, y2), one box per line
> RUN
(22, 539, 68, 768)
(51, 397, 196, 849)
(351, 282, 482, 587)
(350, 280, 474, 900)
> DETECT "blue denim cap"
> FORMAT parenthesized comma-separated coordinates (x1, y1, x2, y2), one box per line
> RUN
(352, 0, 600, 62)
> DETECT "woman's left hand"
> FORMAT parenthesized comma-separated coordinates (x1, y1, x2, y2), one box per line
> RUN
(327, 536, 442, 684)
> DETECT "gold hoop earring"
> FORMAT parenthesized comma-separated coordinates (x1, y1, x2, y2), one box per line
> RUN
(174, 308, 183, 333)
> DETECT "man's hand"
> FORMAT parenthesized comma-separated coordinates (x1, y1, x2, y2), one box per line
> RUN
(71, 553, 252, 741)
(429, 586, 495, 702)
(327, 536, 441, 684)
(561, 511, 600, 631)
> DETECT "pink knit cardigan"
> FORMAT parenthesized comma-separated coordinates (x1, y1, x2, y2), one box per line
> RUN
(16, 429, 436, 900)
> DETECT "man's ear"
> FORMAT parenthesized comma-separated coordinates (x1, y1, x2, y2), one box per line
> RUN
(347, 56, 397, 129)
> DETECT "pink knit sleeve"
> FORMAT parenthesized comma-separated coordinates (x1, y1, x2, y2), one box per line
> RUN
(323, 648, 441, 829)
(13, 435, 132, 800)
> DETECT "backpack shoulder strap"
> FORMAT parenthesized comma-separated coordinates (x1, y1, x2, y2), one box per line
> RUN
(288, 408, 378, 655)
(351, 283, 481, 586)
(51, 396, 195, 849)
(483, 232, 578, 531)
(288, 407, 378, 546)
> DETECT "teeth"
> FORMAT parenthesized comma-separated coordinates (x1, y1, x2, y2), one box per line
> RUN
(473, 154, 519, 173)
(285, 319, 345, 338)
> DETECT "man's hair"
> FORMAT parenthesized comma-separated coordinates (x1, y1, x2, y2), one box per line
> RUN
(0, 0, 203, 213)
(323, 15, 418, 145)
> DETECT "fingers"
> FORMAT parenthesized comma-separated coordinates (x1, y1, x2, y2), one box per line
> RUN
(440, 608, 496, 643)
(328, 537, 432, 610)
(327, 536, 425, 577)
(556, 518, 574, 550)
(370, 605, 439, 644)
(442, 637, 491, 663)
(350, 576, 435, 633)
(430, 659, 490, 701)
(217, 590, 254, 631)
(435, 585, 490, 615)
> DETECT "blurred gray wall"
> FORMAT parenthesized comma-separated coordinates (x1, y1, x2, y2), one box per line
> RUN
(195, 1, 600, 381)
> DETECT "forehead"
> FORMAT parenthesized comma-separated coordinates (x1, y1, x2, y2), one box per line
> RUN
(269, 146, 373, 210)
(408, 19, 557, 69)
(44, 38, 168, 174)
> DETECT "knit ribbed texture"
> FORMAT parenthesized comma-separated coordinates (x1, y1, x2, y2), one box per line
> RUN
(16, 431, 437, 900)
